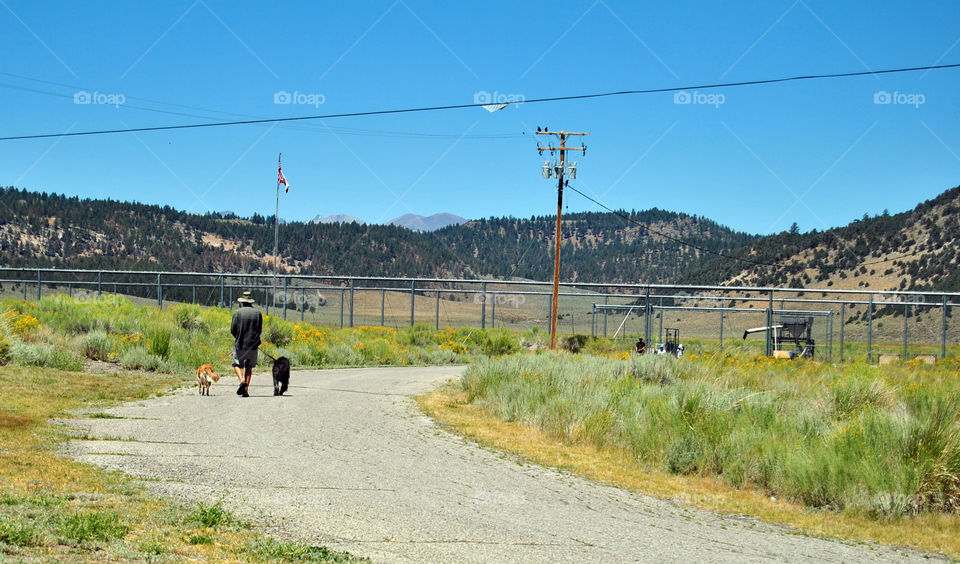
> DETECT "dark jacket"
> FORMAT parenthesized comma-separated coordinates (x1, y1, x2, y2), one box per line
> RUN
(231, 305, 262, 353)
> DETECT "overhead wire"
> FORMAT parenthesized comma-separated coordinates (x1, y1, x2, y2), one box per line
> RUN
(0, 71, 522, 140)
(1, 62, 958, 141)
(566, 182, 939, 275)
(563, 183, 779, 269)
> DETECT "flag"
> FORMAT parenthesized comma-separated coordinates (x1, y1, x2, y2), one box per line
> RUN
(278, 156, 288, 192)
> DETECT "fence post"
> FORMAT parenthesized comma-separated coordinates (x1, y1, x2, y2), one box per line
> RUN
(644, 287, 651, 345)
(301, 287, 305, 322)
(349, 279, 355, 328)
(340, 288, 344, 329)
(37, 269, 41, 302)
(603, 295, 608, 338)
(765, 291, 773, 357)
(828, 310, 833, 363)
(547, 295, 553, 336)
(591, 303, 596, 337)
(381, 288, 386, 327)
(23, 271, 27, 300)
(220, 275, 225, 308)
(942, 295, 948, 360)
(156, 273, 162, 308)
(98, 271, 102, 298)
(839, 302, 845, 363)
(491, 292, 496, 329)
(480, 282, 487, 330)
(409, 280, 415, 327)
(282, 277, 288, 320)
(658, 296, 663, 344)
(903, 302, 909, 361)
(192, 285, 196, 304)
(435, 290, 440, 330)
(867, 294, 874, 363)
(719, 305, 724, 352)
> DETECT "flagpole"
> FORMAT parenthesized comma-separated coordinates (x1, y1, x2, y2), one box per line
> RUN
(273, 153, 281, 314)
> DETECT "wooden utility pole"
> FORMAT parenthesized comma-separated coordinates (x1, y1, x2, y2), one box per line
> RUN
(536, 130, 588, 350)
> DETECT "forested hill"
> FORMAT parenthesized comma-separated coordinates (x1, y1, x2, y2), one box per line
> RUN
(0, 186, 754, 283)
(0, 187, 467, 278)
(432, 210, 755, 283)
(678, 184, 960, 293)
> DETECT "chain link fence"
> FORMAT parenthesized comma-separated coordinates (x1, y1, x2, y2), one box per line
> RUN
(0, 267, 955, 363)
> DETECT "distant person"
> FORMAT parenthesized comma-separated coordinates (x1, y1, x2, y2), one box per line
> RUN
(635, 338, 646, 355)
(231, 291, 262, 398)
(677, 343, 685, 359)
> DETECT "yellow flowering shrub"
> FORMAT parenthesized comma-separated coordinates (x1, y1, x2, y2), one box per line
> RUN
(12, 314, 40, 338)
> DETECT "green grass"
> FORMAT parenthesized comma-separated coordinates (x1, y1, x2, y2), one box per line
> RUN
(187, 499, 235, 528)
(0, 516, 42, 547)
(247, 537, 365, 563)
(461, 352, 960, 517)
(58, 509, 130, 543)
(8, 340, 84, 371)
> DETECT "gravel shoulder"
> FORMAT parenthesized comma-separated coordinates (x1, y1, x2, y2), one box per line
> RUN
(63, 366, 941, 563)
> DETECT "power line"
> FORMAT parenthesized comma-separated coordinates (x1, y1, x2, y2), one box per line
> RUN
(2, 62, 958, 142)
(0, 75, 521, 140)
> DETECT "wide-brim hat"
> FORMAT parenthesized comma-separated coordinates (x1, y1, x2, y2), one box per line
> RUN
(237, 291, 256, 304)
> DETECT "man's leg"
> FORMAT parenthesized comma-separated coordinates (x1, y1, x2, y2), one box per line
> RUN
(241, 367, 252, 397)
(236, 360, 247, 396)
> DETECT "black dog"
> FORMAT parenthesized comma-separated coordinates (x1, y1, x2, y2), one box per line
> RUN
(272, 356, 290, 396)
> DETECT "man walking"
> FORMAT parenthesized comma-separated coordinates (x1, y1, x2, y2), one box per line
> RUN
(231, 291, 262, 398)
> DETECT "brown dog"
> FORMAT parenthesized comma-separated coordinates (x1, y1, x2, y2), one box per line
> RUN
(196, 364, 220, 396)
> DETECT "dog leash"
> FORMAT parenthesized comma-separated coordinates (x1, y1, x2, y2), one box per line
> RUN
(213, 350, 233, 365)
(258, 346, 277, 362)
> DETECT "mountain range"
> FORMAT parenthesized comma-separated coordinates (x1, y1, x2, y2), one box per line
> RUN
(387, 213, 467, 231)
(309, 212, 467, 232)
(1, 184, 958, 297)
(310, 214, 365, 225)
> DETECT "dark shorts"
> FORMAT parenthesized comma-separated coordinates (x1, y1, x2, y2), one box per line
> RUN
(232, 348, 258, 369)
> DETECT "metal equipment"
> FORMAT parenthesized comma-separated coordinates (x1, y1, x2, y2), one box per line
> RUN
(664, 328, 680, 356)
(742, 315, 815, 358)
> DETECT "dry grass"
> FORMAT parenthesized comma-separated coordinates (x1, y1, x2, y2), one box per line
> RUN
(417, 384, 960, 559)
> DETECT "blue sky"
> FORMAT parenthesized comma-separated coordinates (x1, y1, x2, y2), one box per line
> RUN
(0, 0, 958, 234)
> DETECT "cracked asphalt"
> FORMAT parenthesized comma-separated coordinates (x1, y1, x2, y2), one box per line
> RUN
(63, 366, 940, 563)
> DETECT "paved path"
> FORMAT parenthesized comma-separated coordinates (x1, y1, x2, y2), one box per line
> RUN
(64, 366, 938, 563)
